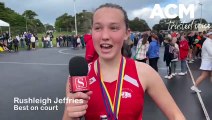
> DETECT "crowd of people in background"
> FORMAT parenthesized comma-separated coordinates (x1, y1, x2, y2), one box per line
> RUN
(0, 31, 39, 52)
(126, 29, 212, 93)
(55, 34, 85, 49)
(0, 31, 87, 52)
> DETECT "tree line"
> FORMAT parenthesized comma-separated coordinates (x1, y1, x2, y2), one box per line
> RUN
(1, 2, 211, 35)
(0, 2, 150, 35)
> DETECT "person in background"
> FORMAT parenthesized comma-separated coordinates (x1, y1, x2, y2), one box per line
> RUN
(147, 30, 152, 43)
(195, 32, 203, 59)
(0, 41, 5, 52)
(170, 37, 179, 77)
(41, 35, 44, 48)
(130, 32, 134, 42)
(63, 35, 67, 47)
(193, 32, 200, 59)
(63, 3, 185, 120)
(187, 32, 194, 63)
(67, 35, 71, 47)
(122, 37, 133, 58)
(0, 41, 10, 52)
(31, 34, 36, 50)
(35, 34, 39, 47)
(43, 35, 48, 48)
(8, 36, 13, 51)
(56, 37, 60, 47)
(80, 35, 85, 49)
(20, 34, 25, 48)
(25, 33, 31, 50)
(76, 35, 81, 48)
(147, 33, 160, 71)
(13, 37, 19, 52)
(178, 33, 189, 75)
(163, 37, 174, 79)
(73, 35, 77, 49)
(59, 35, 63, 47)
(133, 34, 139, 50)
(50, 32, 54, 48)
(191, 32, 212, 93)
(158, 31, 164, 46)
(84, 34, 98, 63)
(134, 33, 149, 63)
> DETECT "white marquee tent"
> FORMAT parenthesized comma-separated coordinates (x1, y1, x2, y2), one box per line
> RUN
(0, 19, 10, 36)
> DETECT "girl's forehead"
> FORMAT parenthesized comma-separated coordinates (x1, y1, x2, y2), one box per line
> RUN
(93, 7, 124, 20)
(95, 7, 122, 13)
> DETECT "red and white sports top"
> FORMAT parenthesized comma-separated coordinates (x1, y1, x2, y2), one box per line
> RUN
(85, 58, 144, 120)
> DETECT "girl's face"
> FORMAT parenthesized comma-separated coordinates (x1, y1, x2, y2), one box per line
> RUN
(92, 7, 130, 60)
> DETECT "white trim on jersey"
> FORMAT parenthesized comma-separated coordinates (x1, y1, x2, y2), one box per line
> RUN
(124, 75, 139, 87)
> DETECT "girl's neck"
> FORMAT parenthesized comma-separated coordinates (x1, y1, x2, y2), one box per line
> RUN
(99, 53, 122, 72)
(97, 53, 123, 83)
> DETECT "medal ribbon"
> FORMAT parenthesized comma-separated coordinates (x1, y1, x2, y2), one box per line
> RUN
(97, 57, 126, 120)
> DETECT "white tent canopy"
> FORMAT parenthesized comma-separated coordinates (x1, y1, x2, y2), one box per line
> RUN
(0, 19, 10, 36)
(0, 19, 9, 27)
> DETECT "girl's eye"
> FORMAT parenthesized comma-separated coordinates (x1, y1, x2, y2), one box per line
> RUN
(94, 26, 101, 31)
(110, 26, 119, 31)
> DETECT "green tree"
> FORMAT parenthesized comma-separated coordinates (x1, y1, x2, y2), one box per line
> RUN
(22, 10, 38, 19)
(152, 24, 161, 32)
(0, 2, 26, 34)
(129, 17, 150, 32)
(21, 10, 44, 33)
(157, 16, 181, 30)
(189, 18, 207, 24)
(0, 4, 45, 34)
(0, 2, 5, 8)
(44, 24, 54, 31)
(55, 10, 93, 34)
(55, 13, 74, 32)
(76, 10, 92, 33)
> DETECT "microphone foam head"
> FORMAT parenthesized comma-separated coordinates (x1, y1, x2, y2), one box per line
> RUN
(69, 56, 88, 76)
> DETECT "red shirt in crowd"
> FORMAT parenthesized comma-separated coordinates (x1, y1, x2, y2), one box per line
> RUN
(179, 39, 189, 60)
(84, 34, 98, 63)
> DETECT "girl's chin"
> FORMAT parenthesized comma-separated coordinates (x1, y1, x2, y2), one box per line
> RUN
(98, 53, 115, 60)
(99, 53, 122, 60)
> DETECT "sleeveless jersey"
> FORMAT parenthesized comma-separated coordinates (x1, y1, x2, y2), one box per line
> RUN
(85, 58, 144, 120)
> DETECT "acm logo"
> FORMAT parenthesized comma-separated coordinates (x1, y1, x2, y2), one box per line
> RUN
(150, 4, 195, 19)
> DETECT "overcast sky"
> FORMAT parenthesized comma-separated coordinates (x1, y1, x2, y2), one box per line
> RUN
(1, 0, 211, 28)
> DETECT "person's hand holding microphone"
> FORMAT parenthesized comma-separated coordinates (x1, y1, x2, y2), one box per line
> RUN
(64, 56, 92, 120)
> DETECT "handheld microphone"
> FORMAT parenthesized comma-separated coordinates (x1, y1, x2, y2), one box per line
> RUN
(69, 56, 90, 93)
(69, 56, 90, 120)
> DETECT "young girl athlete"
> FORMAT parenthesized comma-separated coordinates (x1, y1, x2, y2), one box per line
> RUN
(63, 3, 185, 120)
